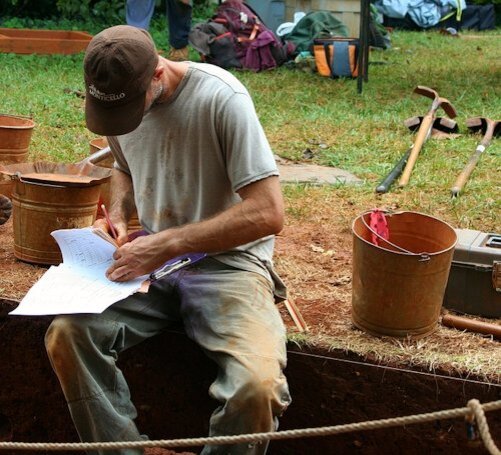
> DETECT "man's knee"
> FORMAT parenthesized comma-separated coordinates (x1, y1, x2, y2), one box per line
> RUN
(236, 367, 291, 417)
(45, 317, 86, 369)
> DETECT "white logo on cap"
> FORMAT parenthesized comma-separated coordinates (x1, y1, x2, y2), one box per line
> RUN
(89, 84, 126, 102)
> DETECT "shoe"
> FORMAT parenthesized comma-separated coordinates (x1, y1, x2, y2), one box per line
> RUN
(167, 46, 189, 62)
(144, 448, 196, 455)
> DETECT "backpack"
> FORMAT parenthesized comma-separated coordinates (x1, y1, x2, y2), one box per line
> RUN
(188, 1, 293, 72)
(313, 37, 359, 78)
(281, 11, 349, 54)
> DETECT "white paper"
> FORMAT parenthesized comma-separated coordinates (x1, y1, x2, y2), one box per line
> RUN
(52, 227, 116, 266)
(10, 227, 147, 316)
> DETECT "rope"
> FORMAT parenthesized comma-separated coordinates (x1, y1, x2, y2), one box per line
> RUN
(0, 399, 499, 452)
(468, 399, 501, 455)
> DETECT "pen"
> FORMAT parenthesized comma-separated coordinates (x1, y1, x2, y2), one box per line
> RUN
(101, 204, 118, 240)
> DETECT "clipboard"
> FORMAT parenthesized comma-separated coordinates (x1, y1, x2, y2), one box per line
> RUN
(149, 253, 207, 282)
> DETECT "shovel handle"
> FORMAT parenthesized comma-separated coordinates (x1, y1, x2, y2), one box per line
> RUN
(376, 148, 411, 193)
(399, 114, 434, 187)
(451, 147, 483, 197)
(442, 313, 501, 339)
(79, 146, 112, 166)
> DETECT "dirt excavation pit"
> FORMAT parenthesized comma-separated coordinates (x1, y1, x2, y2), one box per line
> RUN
(0, 307, 500, 455)
(0, 188, 500, 454)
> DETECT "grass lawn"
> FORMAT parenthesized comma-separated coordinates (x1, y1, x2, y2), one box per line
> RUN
(0, 20, 499, 380)
(0, 22, 499, 232)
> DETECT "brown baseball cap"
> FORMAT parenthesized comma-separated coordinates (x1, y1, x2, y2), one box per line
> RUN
(84, 25, 159, 136)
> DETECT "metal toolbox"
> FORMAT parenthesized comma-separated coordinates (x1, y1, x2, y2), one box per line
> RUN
(443, 229, 501, 318)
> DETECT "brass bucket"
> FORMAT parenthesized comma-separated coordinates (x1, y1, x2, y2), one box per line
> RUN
(1, 161, 112, 265)
(89, 137, 142, 233)
(12, 180, 101, 264)
(351, 211, 457, 339)
(0, 114, 36, 197)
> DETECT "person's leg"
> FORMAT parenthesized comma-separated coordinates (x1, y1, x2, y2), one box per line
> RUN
(166, 0, 192, 60)
(45, 282, 181, 455)
(178, 258, 291, 455)
(126, 0, 155, 29)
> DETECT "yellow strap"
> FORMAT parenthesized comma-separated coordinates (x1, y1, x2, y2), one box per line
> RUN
(439, 0, 462, 22)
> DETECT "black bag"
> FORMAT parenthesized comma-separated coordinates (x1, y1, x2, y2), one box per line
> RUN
(441, 4, 496, 31)
(188, 21, 242, 69)
(383, 4, 496, 31)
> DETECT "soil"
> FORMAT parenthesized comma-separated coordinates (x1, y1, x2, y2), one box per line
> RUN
(1, 312, 500, 455)
(0, 189, 500, 454)
(0, 190, 500, 382)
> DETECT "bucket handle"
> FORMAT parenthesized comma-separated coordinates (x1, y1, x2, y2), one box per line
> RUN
(361, 211, 430, 261)
(12, 173, 66, 189)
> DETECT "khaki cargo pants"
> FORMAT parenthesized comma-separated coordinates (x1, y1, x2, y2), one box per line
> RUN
(45, 257, 291, 455)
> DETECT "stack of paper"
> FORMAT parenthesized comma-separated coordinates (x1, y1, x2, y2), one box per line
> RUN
(10, 227, 147, 316)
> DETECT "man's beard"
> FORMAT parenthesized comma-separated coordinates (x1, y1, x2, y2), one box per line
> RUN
(145, 83, 165, 113)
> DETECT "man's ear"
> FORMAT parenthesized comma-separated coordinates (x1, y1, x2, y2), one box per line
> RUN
(153, 64, 164, 81)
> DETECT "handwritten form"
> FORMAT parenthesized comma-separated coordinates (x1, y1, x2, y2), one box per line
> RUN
(10, 228, 147, 316)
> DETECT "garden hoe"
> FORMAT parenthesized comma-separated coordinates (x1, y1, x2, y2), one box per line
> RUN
(450, 117, 500, 197)
(376, 117, 458, 193)
(398, 86, 457, 187)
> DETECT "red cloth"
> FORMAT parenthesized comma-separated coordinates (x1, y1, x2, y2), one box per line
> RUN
(369, 210, 389, 246)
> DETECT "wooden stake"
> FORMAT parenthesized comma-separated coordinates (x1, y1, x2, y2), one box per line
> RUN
(284, 297, 308, 333)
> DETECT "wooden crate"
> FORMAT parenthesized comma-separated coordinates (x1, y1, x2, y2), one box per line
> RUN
(0, 28, 92, 55)
(285, 0, 361, 37)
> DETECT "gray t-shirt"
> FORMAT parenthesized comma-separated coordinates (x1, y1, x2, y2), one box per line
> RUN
(108, 62, 285, 299)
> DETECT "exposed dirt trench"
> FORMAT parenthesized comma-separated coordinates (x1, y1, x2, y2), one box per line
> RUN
(0, 196, 500, 454)
(1, 299, 500, 455)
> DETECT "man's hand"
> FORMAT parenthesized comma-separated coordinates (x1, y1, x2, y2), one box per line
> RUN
(93, 217, 129, 246)
(105, 175, 284, 282)
(106, 232, 172, 282)
(94, 166, 136, 246)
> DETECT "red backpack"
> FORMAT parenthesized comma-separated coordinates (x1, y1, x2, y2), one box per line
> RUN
(189, 1, 294, 71)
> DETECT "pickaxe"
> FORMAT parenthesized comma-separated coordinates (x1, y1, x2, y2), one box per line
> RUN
(451, 117, 500, 197)
(376, 117, 458, 193)
(398, 86, 457, 187)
